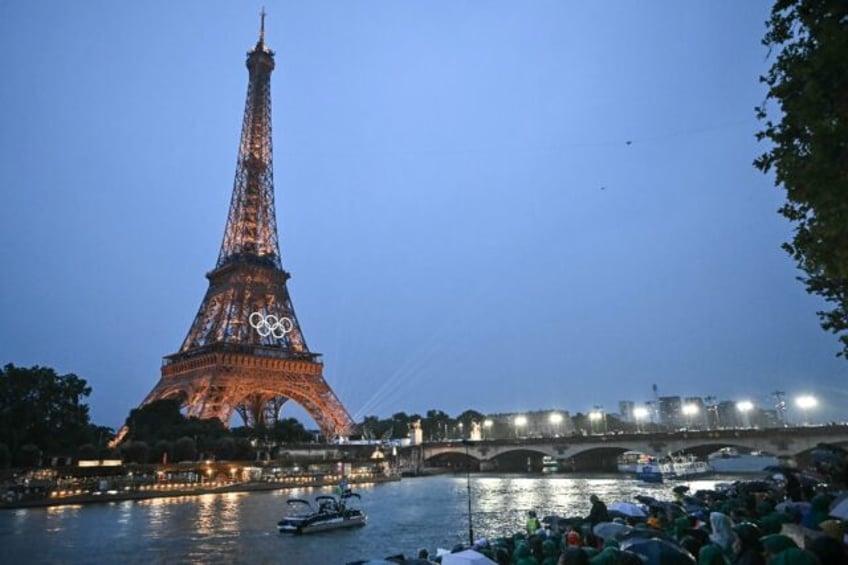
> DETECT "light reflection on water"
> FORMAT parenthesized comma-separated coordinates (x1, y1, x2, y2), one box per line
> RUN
(0, 474, 742, 564)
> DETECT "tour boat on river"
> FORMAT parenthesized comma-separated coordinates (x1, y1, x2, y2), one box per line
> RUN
(634, 454, 712, 483)
(707, 447, 779, 473)
(277, 493, 367, 534)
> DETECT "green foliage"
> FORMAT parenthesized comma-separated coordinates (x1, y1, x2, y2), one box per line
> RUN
(755, 0, 848, 355)
(121, 441, 150, 464)
(0, 364, 94, 456)
(18, 444, 42, 467)
(270, 418, 312, 443)
(0, 443, 10, 469)
(77, 444, 97, 460)
(126, 398, 228, 445)
(152, 440, 171, 464)
(213, 437, 236, 460)
(173, 436, 197, 462)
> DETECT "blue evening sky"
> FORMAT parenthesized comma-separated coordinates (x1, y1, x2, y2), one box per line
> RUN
(1, 1, 845, 430)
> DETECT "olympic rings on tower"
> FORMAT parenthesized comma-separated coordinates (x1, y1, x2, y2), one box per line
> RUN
(249, 311, 294, 339)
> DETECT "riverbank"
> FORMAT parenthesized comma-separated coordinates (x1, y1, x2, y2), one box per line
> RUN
(0, 472, 401, 510)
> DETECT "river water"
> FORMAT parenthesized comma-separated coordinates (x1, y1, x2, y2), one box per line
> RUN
(0, 473, 738, 564)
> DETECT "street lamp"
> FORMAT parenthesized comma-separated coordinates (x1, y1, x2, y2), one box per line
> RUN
(458, 421, 464, 439)
(483, 419, 493, 440)
(633, 406, 649, 432)
(795, 395, 817, 426)
(514, 415, 527, 438)
(736, 400, 754, 428)
(588, 411, 603, 434)
(549, 412, 563, 437)
(682, 403, 699, 430)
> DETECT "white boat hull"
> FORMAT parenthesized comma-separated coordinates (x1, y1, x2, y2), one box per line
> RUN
(709, 453, 778, 473)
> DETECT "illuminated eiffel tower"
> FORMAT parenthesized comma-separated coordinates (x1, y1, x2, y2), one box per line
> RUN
(120, 14, 353, 443)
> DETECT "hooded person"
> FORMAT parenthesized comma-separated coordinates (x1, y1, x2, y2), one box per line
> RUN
(802, 493, 833, 531)
(818, 519, 845, 541)
(514, 541, 537, 565)
(761, 534, 798, 561)
(565, 530, 582, 548)
(558, 547, 590, 565)
(588, 539, 623, 565)
(540, 538, 558, 565)
(808, 535, 848, 565)
(766, 547, 821, 565)
(732, 522, 765, 565)
(698, 512, 735, 565)
(588, 495, 610, 527)
(527, 510, 543, 535)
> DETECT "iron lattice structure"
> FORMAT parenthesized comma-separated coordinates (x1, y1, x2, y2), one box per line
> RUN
(126, 18, 354, 442)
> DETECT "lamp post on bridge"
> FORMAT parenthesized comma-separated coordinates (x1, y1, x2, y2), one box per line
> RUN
(633, 406, 649, 433)
(736, 400, 754, 429)
(682, 403, 699, 430)
(514, 415, 527, 439)
(549, 412, 563, 437)
(589, 408, 605, 435)
(483, 419, 493, 440)
(795, 395, 817, 426)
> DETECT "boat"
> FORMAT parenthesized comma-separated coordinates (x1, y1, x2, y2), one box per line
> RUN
(277, 492, 367, 534)
(635, 454, 712, 483)
(707, 447, 779, 473)
(617, 451, 652, 473)
(541, 456, 559, 473)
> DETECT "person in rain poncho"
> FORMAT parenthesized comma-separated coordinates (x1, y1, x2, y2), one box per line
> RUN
(588, 495, 610, 527)
(766, 547, 821, 565)
(731, 522, 765, 565)
(698, 512, 735, 565)
(527, 510, 542, 535)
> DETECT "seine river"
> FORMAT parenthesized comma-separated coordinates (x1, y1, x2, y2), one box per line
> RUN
(0, 473, 737, 564)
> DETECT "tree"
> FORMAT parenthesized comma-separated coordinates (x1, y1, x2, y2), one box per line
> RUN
(422, 409, 452, 441)
(755, 0, 848, 355)
(0, 364, 94, 456)
(121, 441, 150, 464)
(173, 436, 197, 462)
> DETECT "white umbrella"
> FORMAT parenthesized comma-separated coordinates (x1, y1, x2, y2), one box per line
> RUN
(441, 549, 497, 565)
(609, 501, 648, 518)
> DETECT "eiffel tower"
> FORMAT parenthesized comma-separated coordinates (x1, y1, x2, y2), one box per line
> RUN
(122, 14, 354, 442)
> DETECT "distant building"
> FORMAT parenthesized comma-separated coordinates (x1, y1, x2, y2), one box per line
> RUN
(716, 400, 741, 429)
(618, 401, 635, 423)
(751, 408, 781, 429)
(658, 396, 683, 429)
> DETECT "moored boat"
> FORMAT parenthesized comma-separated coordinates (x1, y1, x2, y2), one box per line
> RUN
(617, 451, 652, 473)
(635, 454, 712, 483)
(277, 492, 366, 534)
(707, 447, 779, 473)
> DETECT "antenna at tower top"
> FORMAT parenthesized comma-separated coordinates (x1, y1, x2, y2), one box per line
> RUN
(259, 7, 266, 45)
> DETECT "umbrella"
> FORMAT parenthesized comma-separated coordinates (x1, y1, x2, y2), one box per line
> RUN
(776, 501, 811, 513)
(829, 497, 848, 520)
(441, 549, 497, 565)
(635, 495, 660, 506)
(621, 537, 696, 565)
(609, 501, 648, 518)
(593, 521, 632, 540)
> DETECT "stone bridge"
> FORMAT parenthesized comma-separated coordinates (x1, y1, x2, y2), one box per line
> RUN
(401, 425, 848, 471)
